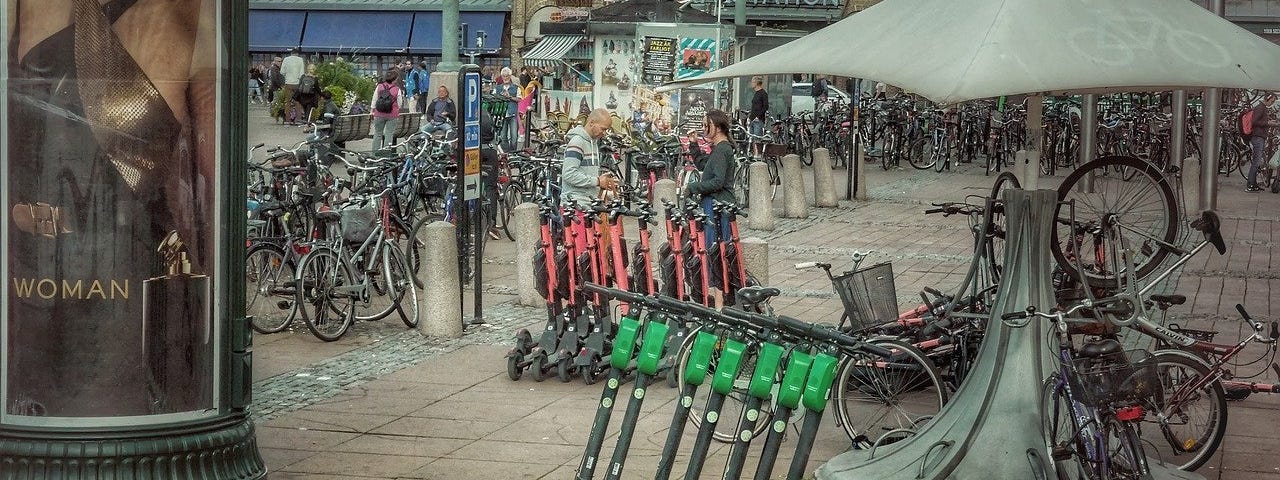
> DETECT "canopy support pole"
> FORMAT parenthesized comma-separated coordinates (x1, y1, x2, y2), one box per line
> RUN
(1077, 94, 1098, 193)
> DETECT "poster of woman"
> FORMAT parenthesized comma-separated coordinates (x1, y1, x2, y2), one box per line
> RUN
(5, 0, 220, 421)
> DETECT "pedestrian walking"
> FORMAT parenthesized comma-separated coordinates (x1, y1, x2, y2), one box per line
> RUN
(371, 69, 401, 151)
(1245, 93, 1277, 192)
(267, 56, 283, 104)
(280, 48, 305, 124)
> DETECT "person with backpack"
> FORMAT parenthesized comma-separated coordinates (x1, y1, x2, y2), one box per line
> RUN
(371, 69, 401, 151)
(294, 64, 322, 121)
(684, 109, 739, 309)
(1244, 93, 1277, 192)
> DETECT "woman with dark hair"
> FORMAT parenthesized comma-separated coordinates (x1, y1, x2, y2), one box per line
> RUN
(371, 69, 401, 150)
(685, 109, 738, 308)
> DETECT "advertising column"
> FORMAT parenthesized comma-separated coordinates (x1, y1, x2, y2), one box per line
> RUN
(1, 0, 265, 476)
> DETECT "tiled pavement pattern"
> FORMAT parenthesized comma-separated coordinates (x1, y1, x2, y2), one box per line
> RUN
(248, 110, 1279, 479)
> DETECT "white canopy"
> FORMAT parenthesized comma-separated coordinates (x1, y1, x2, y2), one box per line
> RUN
(661, 0, 1280, 103)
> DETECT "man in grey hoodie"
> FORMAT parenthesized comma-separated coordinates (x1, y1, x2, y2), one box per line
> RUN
(560, 108, 619, 207)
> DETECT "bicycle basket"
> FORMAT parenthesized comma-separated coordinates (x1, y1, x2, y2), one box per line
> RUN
(832, 262, 897, 332)
(1069, 349, 1161, 408)
(338, 203, 379, 244)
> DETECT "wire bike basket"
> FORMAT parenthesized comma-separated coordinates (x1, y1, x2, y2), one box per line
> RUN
(833, 262, 898, 332)
(1069, 348, 1161, 408)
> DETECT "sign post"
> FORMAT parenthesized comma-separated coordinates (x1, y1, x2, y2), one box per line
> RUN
(458, 64, 484, 327)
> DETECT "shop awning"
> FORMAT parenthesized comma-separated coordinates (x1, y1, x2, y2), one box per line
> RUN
(248, 10, 306, 52)
(409, 12, 507, 53)
(300, 11, 414, 53)
(522, 35, 586, 67)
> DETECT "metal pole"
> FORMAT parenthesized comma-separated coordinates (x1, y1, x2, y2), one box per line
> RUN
(438, 0, 461, 72)
(1200, 0, 1226, 211)
(1171, 89, 1188, 171)
(846, 98, 857, 200)
(1077, 94, 1098, 193)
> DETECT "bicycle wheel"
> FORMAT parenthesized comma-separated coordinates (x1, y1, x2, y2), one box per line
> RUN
(1042, 376, 1090, 480)
(733, 161, 752, 208)
(675, 325, 771, 443)
(834, 338, 948, 446)
(1104, 416, 1151, 479)
(500, 183, 524, 242)
(798, 129, 814, 166)
(1052, 156, 1177, 289)
(1136, 352, 1226, 472)
(882, 131, 898, 171)
(354, 245, 400, 323)
(246, 243, 297, 334)
(909, 133, 938, 170)
(296, 247, 355, 342)
(384, 243, 419, 328)
(990, 171, 1022, 200)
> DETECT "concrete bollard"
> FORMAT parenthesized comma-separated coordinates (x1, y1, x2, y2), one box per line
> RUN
(419, 221, 463, 339)
(740, 237, 769, 286)
(1183, 155, 1201, 215)
(513, 203, 542, 307)
(812, 148, 838, 207)
(748, 161, 775, 231)
(652, 179, 678, 247)
(781, 154, 809, 218)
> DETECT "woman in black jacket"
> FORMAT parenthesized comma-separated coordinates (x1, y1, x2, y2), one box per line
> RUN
(685, 109, 738, 307)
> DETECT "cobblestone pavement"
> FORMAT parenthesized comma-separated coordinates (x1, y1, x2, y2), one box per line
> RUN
(247, 104, 1280, 479)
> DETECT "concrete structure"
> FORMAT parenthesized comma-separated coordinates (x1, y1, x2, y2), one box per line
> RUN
(420, 221, 464, 338)
(740, 236, 769, 285)
(812, 147, 838, 207)
(748, 161, 775, 230)
(513, 203, 542, 307)
(781, 154, 809, 218)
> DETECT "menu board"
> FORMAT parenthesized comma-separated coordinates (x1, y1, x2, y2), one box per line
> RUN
(642, 36, 677, 86)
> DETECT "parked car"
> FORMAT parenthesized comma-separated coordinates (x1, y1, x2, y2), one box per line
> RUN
(791, 82, 851, 114)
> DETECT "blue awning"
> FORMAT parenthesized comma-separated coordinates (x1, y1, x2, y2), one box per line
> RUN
(300, 11, 414, 53)
(409, 12, 506, 54)
(248, 10, 306, 52)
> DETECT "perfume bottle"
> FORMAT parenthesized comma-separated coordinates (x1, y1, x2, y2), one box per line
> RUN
(142, 231, 213, 414)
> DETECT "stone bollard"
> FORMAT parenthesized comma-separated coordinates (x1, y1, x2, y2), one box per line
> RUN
(1183, 155, 1201, 215)
(419, 221, 463, 339)
(652, 179, 678, 246)
(812, 148, 838, 207)
(748, 161, 775, 231)
(513, 203, 542, 307)
(740, 237, 769, 286)
(855, 147, 868, 200)
(781, 154, 809, 218)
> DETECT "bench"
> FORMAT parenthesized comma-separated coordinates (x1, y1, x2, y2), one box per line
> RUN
(329, 114, 372, 144)
(393, 113, 422, 141)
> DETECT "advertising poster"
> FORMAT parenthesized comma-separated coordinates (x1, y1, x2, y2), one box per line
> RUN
(4, 0, 221, 422)
(598, 37, 640, 120)
(629, 85, 677, 135)
(642, 36, 676, 86)
(679, 88, 714, 134)
(676, 37, 716, 80)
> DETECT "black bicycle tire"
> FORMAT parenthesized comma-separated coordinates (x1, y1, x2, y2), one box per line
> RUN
(500, 184, 524, 242)
(385, 243, 419, 328)
(297, 246, 355, 342)
(834, 338, 948, 445)
(246, 243, 297, 334)
(1051, 155, 1178, 289)
(990, 171, 1022, 200)
(1041, 376, 1089, 480)
(1138, 352, 1227, 472)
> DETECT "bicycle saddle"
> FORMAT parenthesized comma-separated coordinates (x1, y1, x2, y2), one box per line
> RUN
(315, 209, 341, 223)
(644, 160, 668, 171)
(736, 286, 781, 306)
(1190, 210, 1226, 254)
(1077, 338, 1123, 359)
(1148, 294, 1186, 307)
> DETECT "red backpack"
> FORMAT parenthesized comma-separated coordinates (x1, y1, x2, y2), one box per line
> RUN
(1240, 108, 1255, 136)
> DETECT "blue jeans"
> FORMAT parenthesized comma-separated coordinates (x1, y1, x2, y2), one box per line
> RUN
(1247, 135, 1266, 187)
(702, 197, 734, 289)
(421, 120, 453, 135)
(750, 119, 764, 137)
(372, 116, 396, 151)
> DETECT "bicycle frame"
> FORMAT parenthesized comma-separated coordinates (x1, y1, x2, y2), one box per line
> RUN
(663, 202, 687, 301)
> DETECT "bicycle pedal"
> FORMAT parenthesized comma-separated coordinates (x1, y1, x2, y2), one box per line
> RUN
(1051, 444, 1073, 461)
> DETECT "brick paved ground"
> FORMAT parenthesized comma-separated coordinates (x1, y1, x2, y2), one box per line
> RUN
(246, 104, 1280, 479)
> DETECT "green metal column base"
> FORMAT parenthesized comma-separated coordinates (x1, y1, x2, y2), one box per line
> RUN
(0, 413, 265, 479)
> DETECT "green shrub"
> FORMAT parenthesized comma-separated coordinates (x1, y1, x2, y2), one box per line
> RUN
(316, 60, 374, 106)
